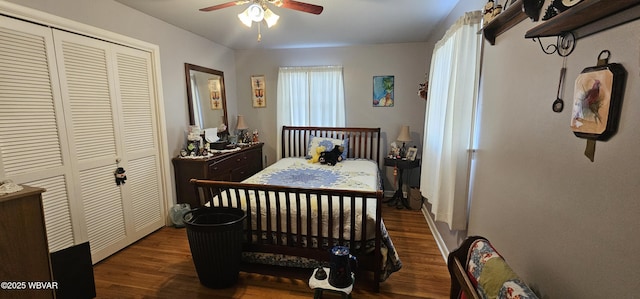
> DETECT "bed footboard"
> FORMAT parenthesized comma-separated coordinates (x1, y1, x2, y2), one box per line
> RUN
(190, 178, 384, 291)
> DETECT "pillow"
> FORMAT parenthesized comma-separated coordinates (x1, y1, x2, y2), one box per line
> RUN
(306, 135, 348, 160)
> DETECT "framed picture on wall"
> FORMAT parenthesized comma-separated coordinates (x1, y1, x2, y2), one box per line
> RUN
(251, 75, 266, 108)
(373, 75, 394, 107)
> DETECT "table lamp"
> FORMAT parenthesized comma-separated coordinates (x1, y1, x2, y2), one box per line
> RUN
(397, 125, 411, 158)
(236, 115, 249, 143)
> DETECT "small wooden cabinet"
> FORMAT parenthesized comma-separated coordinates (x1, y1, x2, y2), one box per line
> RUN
(172, 143, 264, 207)
(0, 185, 54, 299)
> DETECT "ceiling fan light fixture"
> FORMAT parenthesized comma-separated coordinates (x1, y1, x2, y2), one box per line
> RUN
(269, 0, 284, 7)
(238, 3, 264, 27)
(247, 3, 264, 22)
(263, 8, 279, 27)
(237, 11, 253, 27)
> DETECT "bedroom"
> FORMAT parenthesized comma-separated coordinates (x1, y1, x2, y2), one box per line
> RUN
(0, 0, 639, 298)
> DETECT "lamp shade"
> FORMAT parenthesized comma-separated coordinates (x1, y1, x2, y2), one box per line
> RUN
(237, 10, 253, 27)
(263, 8, 279, 28)
(236, 115, 249, 130)
(397, 125, 411, 142)
(237, 4, 264, 27)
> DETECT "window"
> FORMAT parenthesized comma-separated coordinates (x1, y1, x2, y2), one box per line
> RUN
(276, 66, 345, 127)
(276, 66, 346, 159)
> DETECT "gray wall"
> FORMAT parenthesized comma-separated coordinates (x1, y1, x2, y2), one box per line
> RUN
(471, 18, 640, 298)
(234, 44, 430, 190)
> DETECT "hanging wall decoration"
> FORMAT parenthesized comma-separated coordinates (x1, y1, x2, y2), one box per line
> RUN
(373, 75, 394, 107)
(570, 50, 626, 162)
(251, 75, 266, 108)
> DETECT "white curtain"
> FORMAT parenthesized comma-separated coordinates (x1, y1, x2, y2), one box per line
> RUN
(276, 66, 345, 158)
(420, 11, 482, 230)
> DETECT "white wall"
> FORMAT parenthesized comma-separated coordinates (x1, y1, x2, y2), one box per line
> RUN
(4, 0, 239, 205)
(234, 43, 430, 190)
(472, 16, 640, 299)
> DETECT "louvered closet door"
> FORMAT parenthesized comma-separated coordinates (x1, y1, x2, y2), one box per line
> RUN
(0, 16, 78, 253)
(52, 29, 129, 262)
(111, 44, 164, 243)
(52, 29, 164, 262)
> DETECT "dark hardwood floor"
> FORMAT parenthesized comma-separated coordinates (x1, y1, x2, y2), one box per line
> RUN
(93, 203, 451, 298)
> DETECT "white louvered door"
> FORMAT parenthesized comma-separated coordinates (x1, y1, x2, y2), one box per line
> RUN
(0, 15, 165, 264)
(0, 16, 79, 253)
(52, 29, 164, 262)
(52, 29, 130, 262)
(111, 43, 164, 245)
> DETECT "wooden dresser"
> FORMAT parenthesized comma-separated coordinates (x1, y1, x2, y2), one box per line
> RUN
(0, 185, 54, 299)
(172, 143, 264, 207)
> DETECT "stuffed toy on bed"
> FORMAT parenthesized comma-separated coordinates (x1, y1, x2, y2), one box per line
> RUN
(319, 145, 344, 166)
(309, 146, 326, 163)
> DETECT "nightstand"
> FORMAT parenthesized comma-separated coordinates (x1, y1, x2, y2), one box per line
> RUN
(383, 157, 420, 209)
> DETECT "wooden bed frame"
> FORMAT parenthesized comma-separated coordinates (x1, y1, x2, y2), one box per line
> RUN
(190, 126, 385, 291)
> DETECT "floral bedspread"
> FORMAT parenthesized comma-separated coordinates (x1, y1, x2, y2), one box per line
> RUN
(213, 158, 402, 281)
(243, 157, 380, 190)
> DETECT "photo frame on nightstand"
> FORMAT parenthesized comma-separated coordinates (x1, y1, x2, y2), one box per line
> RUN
(406, 147, 417, 161)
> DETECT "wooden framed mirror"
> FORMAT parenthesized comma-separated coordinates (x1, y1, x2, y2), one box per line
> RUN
(185, 63, 228, 131)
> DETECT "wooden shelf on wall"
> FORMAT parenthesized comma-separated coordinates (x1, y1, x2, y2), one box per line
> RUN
(525, 0, 640, 39)
(482, 0, 528, 45)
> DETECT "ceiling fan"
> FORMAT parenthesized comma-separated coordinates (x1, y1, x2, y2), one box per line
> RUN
(200, 0, 323, 16)
(200, 0, 322, 41)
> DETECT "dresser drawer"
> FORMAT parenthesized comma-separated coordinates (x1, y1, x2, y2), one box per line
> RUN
(230, 165, 253, 181)
(208, 155, 242, 177)
(174, 143, 263, 207)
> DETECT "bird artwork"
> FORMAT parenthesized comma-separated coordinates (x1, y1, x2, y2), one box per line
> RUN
(572, 79, 602, 128)
(569, 51, 625, 162)
(582, 80, 602, 123)
(583, 80, 602, 123)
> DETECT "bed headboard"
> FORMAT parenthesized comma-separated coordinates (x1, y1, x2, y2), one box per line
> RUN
(281, 126, 382, 164)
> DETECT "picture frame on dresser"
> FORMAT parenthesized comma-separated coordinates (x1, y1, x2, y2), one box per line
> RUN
(406, 147, 418, 161)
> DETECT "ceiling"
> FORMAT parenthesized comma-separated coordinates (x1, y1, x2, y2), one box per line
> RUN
(114, 0, 461, 50)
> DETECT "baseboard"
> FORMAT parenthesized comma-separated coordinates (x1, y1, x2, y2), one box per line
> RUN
(420, 205, 449, 262)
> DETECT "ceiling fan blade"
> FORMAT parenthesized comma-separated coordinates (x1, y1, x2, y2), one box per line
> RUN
(199, 0, 250, 12)
(281, 0, 323, 15)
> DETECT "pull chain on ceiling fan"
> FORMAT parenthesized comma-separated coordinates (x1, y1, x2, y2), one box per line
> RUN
(199, 0, 323, 41)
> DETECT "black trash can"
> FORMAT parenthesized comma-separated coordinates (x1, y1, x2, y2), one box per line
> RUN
(183, 207, 246, 289)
